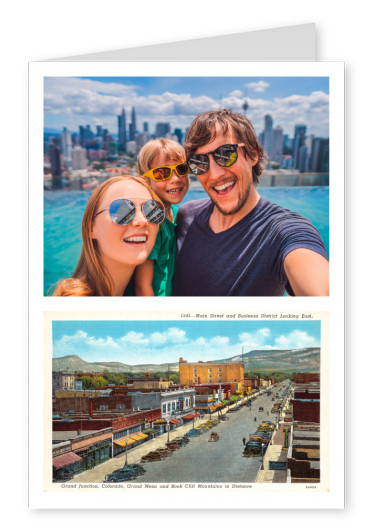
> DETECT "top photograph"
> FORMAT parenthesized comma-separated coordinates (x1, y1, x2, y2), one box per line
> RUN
(44, 75, 329, 297)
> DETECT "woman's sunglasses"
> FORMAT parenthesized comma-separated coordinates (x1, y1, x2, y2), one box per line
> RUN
(143, 162, 189, 182)
(94, 198, 165, 225)
(187, 144, 244, 176)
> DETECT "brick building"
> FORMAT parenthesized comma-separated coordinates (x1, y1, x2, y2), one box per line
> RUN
(179, 358, 244, 388)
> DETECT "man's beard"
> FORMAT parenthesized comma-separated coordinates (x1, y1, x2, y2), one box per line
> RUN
(211, 180, 252, 216)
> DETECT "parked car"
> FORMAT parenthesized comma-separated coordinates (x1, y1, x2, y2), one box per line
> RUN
(127, 464, 146, 475)
(243, 442, 262, 457)
(166, 442, 180, 451)
(104, 467, 137, 482)
(186, 429, 201, 437)
(141, 452, 162, 462)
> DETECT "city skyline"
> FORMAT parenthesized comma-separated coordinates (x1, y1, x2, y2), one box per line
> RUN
(44, 76, 329, 139)
(52, 320, 321, 364)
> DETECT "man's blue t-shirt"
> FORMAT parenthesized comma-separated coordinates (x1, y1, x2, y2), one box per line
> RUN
(173, 196, 328, 296)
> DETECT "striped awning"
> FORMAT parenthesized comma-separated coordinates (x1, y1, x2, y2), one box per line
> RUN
(53, 452, 82, 470)
(169, 418, 180, 425)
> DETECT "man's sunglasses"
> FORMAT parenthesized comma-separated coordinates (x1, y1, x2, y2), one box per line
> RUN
(187, 144, 244, 176)
(94, 199, 165, 225)
(143, 162, 189, 182)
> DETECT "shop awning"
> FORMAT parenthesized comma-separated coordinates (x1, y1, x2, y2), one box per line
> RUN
(154, 418, 166, 424)
(169, 418, 180, 425)
(209, 405, 216, 411)
(131, 433, 148, 441)
(114, 436, 137, 447)
(53, 452, 82, 470)
(182, 413, 200, 420)
(142, 428, 155, 434)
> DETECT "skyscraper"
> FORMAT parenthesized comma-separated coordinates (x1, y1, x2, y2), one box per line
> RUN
(271, 126, 283, 165)
(264, 115, 273, 154)
(155, 122, 171, 138)
(293, 124, 307, 170)
(129, 107, 137, 141)
(61, 127, 72, 169)
(72, 146, 88, 171)
(48, 143, 62, 189)
(118, 108, 127, 152)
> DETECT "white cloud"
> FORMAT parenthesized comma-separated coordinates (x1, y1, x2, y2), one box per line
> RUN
(274, 330, 317, 350)
(245, 81, 271, 93)
(229, 89, 243, 98)
(209, 336, 230, 346)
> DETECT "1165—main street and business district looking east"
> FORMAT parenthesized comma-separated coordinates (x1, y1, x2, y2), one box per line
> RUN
(50, 319, 322, 489)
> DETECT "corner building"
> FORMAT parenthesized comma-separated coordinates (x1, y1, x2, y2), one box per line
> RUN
(179, 357, 244, 389)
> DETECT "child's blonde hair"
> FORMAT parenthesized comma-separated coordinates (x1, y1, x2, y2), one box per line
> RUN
(137, 138, 186, 176)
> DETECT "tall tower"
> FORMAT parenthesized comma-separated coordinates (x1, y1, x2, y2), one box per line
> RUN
(118, 108, 127, 152)
(129, 106, 137, 141)
(293, 124, 307, 170)
(264, 115, 273, 155)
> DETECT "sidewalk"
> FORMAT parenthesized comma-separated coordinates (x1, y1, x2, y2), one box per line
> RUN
(255, 422, 289, 483)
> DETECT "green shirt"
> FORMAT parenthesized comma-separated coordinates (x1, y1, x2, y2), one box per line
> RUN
(148, 204, 178, 296)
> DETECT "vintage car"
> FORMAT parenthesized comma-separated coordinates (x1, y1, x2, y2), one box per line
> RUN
(250, 432, 270, 444)
(186, 428, 201, 437)
(166, 442, 180, 451)
(243, 442, 263, 457)
(127, 464, 146, 475)
(104, 467, 137, 482)
(140, 452, 162, 462)
(155, 447, 172, 457)
(207, 432, 219, 442)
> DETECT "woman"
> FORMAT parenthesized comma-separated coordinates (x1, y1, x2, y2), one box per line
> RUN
(53, 176, 165, 296)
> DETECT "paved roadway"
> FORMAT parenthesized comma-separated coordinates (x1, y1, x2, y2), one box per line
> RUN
(133, 390, 281, 483)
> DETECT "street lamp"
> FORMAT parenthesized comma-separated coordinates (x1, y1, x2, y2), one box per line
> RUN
(261, 443, 266, 470)
(124, 440, 128, 466)
(167, 420, 170, 442)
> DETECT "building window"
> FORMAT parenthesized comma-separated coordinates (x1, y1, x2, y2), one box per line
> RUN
(116, 404, 125, 410)
(163, 404, 166, 413)
(193, 378, 196, 383)
(168, 403, 171, 412)
(99, 405, 108, 410)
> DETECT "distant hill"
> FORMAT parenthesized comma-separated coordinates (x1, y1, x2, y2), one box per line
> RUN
(215, 347, 320, 371)
(52, 354, 179, 373)
(52, 347, 319, 374)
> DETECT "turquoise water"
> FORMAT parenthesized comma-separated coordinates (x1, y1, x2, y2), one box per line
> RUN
(44, 187, 329, 295)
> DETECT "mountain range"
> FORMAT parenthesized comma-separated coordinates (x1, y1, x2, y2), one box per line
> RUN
(52, 347, 320, 374)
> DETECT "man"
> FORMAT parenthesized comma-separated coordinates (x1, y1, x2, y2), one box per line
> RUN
(173, 109, 329, 296)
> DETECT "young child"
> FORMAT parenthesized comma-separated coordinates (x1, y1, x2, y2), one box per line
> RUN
(134, 138, 189, 296)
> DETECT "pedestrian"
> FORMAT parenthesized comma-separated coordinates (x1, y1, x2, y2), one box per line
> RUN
(242, 437, 246, 445)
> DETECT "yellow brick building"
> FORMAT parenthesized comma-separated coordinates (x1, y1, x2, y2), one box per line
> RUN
(179, 358, 244, 388)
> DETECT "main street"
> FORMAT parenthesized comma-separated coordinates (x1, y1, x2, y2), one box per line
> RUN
(68, 383, 287, 484)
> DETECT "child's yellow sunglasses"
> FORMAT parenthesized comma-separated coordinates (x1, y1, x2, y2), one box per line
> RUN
(143, 162, 189, 182)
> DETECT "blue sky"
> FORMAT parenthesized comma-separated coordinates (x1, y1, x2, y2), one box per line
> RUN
(52, 320, 321, 364)
(44, 76, 329, 138)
